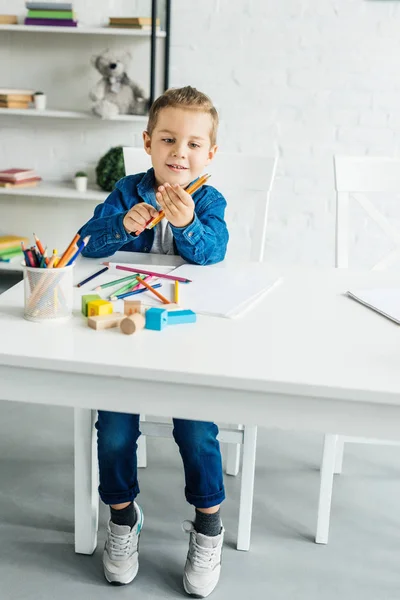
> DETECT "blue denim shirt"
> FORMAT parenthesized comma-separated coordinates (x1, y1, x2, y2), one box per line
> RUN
(79, 168, 229, 265)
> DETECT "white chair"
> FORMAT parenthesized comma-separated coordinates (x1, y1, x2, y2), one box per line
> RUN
(74, 148, 278, 555)
(316, 156, 400, 544)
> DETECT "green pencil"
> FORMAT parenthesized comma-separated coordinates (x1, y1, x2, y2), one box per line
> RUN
(94, 274, 138, 291)
(109, 278, 141, 299)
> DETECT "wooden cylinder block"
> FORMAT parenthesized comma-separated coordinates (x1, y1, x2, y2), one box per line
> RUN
(120, 313, 145, 335)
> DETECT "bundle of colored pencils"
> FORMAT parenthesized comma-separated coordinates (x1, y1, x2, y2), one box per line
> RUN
(22, 232, 90, 269)
(135, 173, 211, 235)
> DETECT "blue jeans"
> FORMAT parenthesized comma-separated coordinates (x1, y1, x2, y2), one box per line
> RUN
(96, 411, 225, 509)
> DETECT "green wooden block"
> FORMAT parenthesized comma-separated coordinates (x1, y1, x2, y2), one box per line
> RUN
(81, 294, 101, 316)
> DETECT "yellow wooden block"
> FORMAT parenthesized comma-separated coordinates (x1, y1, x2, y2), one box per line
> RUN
(87, 299, 113, 317)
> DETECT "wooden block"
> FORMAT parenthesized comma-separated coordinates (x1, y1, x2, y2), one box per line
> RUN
(167, 309, 197, 325)
(88, 312, 124, 330)
(81, 294, 101, 316)
(120, 313, 146, 335)
(87, 299, 113, 317)
(124, 300, 142, 316)
(145, 307, 168, 331)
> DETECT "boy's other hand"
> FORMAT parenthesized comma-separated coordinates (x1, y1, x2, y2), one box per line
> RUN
(123, 203, 159, 234)
(156, 183, 195, 228)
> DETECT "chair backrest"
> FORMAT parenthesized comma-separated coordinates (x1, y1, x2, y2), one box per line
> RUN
(334, 156, 400, 270)
(123, 147, 277, 262)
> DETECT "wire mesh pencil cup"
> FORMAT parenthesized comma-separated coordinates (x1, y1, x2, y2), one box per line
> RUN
(23, 264, 74, 322)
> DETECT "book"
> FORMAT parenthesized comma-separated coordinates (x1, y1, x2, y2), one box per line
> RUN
(24, 17, 77, 26)
(0, 101, 30, 109)
(109, 17, 160, 25)
(0, 168, 37, 181)
(0, 88, 35, 96)
(0, 177, 41, 187)
(26, 2, 73, 10)
(0, 93, 33, 102)
(0, 235, 29, 251)
(108, 24, 160, 30)
(0, 15, 18, 24)
(0, 179, 41, 188)
(347, 288, 400, 325)
(27, 9, 74, 18)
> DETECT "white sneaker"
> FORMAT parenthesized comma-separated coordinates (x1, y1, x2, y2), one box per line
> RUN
(183, 520, 224, 598)
(103, 502, 143, 585)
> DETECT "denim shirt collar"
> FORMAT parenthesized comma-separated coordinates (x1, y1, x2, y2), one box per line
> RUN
(137, 168, 158, 208)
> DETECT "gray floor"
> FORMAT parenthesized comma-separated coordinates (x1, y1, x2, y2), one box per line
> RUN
(0, 400, 399, 600)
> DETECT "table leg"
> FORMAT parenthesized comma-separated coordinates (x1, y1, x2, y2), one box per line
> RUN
(74, 407, 99, 554)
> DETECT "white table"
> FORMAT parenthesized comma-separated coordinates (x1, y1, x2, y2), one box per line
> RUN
(2, 253, 400, 550)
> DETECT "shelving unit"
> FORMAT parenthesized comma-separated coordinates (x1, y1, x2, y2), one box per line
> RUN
(0, 181, 107, 202)
(0, 23, 166, 37)
(0, 1, 172, 274)
(0, 107, 148, 121)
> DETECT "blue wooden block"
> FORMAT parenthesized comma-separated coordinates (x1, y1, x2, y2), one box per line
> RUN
(145, 307, 168, 331)
(167, 309, 197, 325)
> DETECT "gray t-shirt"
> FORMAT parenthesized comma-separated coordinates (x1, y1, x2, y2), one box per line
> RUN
(149, 202, 176, 255)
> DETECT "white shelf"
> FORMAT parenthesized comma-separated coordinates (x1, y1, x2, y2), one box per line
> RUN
(0, 24, 166, 37)
(0, 107, 147, 121)
(0, 181, 107, 201)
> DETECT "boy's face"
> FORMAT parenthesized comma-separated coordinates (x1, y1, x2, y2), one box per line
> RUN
(143, 106, 217, 188)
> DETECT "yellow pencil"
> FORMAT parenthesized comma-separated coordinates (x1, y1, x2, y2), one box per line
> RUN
(174, 280, 179, 304)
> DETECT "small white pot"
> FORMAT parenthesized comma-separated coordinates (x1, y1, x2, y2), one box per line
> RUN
(33, 94, 47, 110)
(74, 176, 88, 193)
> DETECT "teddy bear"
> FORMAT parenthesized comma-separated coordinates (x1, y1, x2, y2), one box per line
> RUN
(90, 49, 149, 118)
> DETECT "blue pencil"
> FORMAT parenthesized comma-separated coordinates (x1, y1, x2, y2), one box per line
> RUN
(115, 283, 162, 300)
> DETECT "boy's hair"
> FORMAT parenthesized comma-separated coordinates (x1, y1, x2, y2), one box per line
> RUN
(147, 86, 218, 146)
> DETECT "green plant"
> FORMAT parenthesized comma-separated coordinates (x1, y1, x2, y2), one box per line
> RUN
(75, 171, 87, 178)
(34, 91, 44, 95)
(96, 146, 125, 191)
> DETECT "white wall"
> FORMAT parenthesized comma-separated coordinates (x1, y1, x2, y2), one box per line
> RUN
(1, 0, 400, 265)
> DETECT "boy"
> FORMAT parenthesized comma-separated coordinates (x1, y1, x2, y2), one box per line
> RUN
(78, 86, 229, 598)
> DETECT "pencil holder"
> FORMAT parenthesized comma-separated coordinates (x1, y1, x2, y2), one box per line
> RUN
(23, 264, 74, 322)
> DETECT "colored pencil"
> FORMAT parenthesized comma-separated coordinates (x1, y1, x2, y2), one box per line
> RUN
(57, 232, 80, 268)
(146, 174, 211, 231)
(135, 276, 170, 304)
(77, 265, 108, 287)
(103, 263, 192, 283)
(94, 274, 138, 291)
(174, 280, 179, 304)
(134, 173, 212, 235)
(109, 277, 141, 298)
(115, 283, 162, 300)
(68, 239, 85, 266)
(33, 233, 49, 265)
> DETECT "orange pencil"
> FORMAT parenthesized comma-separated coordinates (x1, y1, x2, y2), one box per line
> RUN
(137, 276, 170, 304)
(57, 233, 80, 268)
(144, 174, 211, 232)
(33, 233, 49, 265)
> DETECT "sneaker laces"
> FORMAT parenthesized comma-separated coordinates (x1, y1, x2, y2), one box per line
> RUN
(190, 536, 218, 570)
(108, 529, 136, 560)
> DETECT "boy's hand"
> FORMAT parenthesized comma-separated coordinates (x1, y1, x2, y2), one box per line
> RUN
(123, 203, 158, 234)
(156, 183, 195, 228)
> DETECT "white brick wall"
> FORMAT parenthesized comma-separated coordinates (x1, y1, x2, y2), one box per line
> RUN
(1, 0, 400, 266)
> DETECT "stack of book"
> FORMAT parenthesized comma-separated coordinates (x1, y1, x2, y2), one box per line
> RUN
(0, 15, 18, 24)
(0, 89, 34, 109)
(24, 2, 77, 27)
(108, 16, 160, 30)
(0, 235, 29, 263)
(0, 168, 42, 188)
